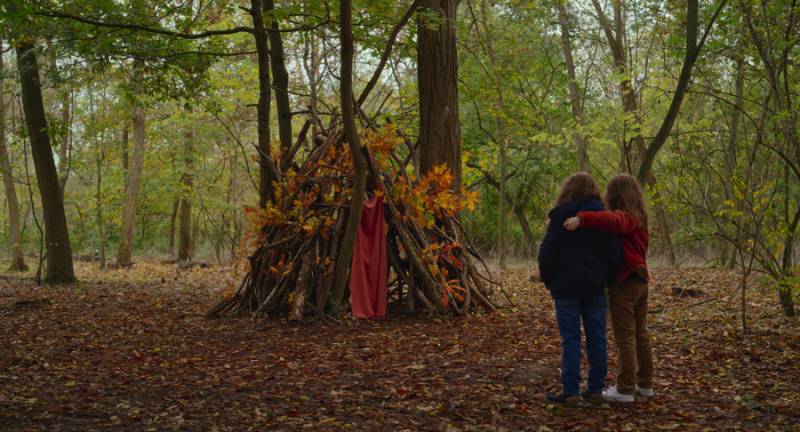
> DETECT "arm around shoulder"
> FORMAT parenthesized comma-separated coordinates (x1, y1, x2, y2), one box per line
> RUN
(578, 210, 639, 234)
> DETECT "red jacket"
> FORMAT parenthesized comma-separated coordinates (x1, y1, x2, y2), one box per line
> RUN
(578, 210, 649, 283)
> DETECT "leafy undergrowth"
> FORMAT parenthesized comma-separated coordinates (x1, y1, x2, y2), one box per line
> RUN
(1, 261, 798, 431)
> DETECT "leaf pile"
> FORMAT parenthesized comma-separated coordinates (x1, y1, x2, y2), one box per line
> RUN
(0, 262, 798, 431)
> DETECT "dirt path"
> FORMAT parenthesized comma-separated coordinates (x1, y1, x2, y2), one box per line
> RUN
(1, 262, 797, 431)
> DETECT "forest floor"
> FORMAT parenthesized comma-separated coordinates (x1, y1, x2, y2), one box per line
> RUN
(0, 260, 798, 431)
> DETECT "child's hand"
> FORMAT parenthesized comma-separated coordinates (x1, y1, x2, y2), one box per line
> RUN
(563, 216, 580, 231)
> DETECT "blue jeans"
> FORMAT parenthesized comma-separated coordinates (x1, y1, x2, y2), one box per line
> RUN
(554, 294, 608, 395)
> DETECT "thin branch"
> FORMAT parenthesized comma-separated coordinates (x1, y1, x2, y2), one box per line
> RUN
(357, 0, 419, 107)
(36, 10, 254, 38)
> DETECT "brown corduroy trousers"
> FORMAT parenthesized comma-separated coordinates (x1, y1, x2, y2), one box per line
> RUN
(608, 275, 654, 394)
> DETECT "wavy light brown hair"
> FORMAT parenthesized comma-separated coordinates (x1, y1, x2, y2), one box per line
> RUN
(604, 174, 648, 230)
(555, 173, 602, 206)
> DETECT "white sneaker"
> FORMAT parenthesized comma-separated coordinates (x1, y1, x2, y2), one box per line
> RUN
(602, 385, 635, 403)
(636, 386, 654, 397)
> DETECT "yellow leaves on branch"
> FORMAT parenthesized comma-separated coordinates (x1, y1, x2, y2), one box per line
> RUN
(396, 164, 479, 229)
(363, 123, 402, 171)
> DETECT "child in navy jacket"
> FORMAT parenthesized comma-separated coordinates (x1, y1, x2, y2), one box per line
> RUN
(538, 173, 621, 405)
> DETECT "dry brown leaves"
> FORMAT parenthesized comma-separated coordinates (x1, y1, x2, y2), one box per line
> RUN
(0, 261, 797, 431)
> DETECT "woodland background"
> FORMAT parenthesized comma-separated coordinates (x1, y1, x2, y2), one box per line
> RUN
(0, 0, 797, 300)
(1, 0, 799, 429)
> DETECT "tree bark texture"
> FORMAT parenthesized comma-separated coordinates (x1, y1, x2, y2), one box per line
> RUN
(16, 41, 75, 283)
(0, 38, 27, 271)
(178, 107, 193, 262)
(417, 0, 461, 189)
(264, 0, 293, 153)
(330, 0, 369, 309)
(250, 0, 275, 208)
(116, 61, 146, 266)
(556, 1, 589, 172)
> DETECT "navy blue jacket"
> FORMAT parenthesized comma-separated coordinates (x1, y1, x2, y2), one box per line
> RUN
(537, 199, 622, 299)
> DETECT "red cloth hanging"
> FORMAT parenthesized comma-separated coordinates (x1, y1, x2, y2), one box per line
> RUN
(349, 195, 388, 319)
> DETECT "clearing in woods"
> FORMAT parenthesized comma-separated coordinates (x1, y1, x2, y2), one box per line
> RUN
(1, 261, 798, 431)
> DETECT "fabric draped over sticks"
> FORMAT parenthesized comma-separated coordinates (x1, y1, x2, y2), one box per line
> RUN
(349, 195, 388, 319)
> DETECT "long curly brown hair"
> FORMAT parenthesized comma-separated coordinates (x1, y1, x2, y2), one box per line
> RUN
(604, 174, 648, 230)
(555, 173, 602, 206)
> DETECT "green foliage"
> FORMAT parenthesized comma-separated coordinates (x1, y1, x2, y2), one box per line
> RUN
(0, 0, 796, 280)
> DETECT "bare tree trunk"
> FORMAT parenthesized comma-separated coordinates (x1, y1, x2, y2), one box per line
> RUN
(168, 199, 178, 257)
(91, 85, 106, 270)
(478, 0, 507, 268)
(47, 40, 71, 195)
(191, 213, 200, 257)
(637, 0, 723, 183)
(57, 87, 70, 194)
(16, 41, 75, 283)
(591, 0, 644, 169)
(302, 13, 321, 136)
(116, 61, 146, 267)
(779, 235, 796, 317)
(250, 0, 275, 208)
(779, 167, 798, 317)
(742, 0, 799, 316)
(418, 0, 461, 189)
(264, 0, 293, 153)
(0, 38, 27, 271)
(121, 123, 129, 178)
(330, 0, 369, 309)
(556, 1, 589, 171)
(95, 152, 105, 269)
(228, 148, 242, 260)
(592, 0, 684, 266)
(178, 106, 193, 262)
(724, 55, 744, 268)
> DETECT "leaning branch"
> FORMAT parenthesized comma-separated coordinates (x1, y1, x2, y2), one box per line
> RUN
(36, 10, 254, 38)
(357, 0, 419, 107)
(636, 0, 727, 184)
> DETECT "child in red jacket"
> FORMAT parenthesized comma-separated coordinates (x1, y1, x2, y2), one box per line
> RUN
(563, 174, 654, 403)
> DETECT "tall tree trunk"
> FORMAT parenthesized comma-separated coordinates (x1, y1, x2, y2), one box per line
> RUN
(121, 123, 129, 178)
(168, 198, 179, 257)
(590, 0, 644, 169)
(556, 1, 589, 171)
(229, 147, 242, 259)
(479, 0, 507, 268)
(779, 167, 798, 317)
(91, 86, 106, 270)
(0, 38, 27, 271)
(177, 106, 193, 262)
(57, 86, 70, 194)
(742, 0, 798, 316)
(250, 0, 275, 208)
(96, 148, 105, 270)
(16, 41, 75, 283)
(592, 0, 682, 266)
(637, 0, 720, 182)
(330, 0, 368, 309)
(47, 40, 71, 195)
(638, 0, 725, 266)
(116, 61, 146, 266)
(724, 55, 744, 268)
(302, 16, 321, 136)
(418, 0, 461, 189)
(264, 0, 293, 153)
